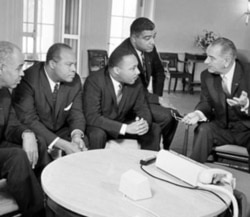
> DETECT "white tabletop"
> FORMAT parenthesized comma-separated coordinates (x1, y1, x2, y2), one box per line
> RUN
(41, 148, 228, 217)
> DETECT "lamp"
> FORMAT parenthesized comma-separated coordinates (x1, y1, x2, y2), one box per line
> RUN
(245, 0, 250, 25)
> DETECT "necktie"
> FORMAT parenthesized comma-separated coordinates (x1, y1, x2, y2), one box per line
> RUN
(221, 75, 230, 96)
(52, 83, 59, 107)
(141, 52, 149, 84)
(116, 83, 123, 105)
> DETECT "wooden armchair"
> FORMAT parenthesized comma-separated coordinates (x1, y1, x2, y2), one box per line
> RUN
(159, 52, 192, 94)
(183, 125, 249, 172)
(212, 145, 249, 172)
(87, 49, 108, 74)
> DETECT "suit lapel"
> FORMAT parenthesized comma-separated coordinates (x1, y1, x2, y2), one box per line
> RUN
(54, 83, 67, 118)
(117, 85, 128, 111)
(213, 75, 227, 109)
(105, 71, 117, 105)
(40, 68, 54, 110)
(231, 62, 242, 96)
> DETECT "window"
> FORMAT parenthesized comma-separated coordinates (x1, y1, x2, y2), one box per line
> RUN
(22, 0, 55, 61)
(62, 0, 81, 73)
(109, 0, 140, 53)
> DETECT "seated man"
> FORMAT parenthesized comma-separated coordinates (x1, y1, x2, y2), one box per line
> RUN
(13, 43, 88, 156)
(182, 37, 250, 170)
(0, 41, 44, 217)
(115, 17, 178, 150)
(83, 47, 161, 150)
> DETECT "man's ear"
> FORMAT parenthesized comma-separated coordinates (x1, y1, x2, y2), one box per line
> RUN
(224, 56, 232, 68)
(130, 34, 136, 44)
(48, 59, 56, 69)
(113, 66, 120, 76)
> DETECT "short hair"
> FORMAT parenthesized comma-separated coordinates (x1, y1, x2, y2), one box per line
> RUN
(46, 43, 72, 64)
(108, 47, 135, 68)
(130, 17, 155, 36)
(210, 37, 237, 60)
(0, 41, 21, 65)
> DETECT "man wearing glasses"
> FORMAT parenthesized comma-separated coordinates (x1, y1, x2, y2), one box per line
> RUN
(13, 43, 88, 158)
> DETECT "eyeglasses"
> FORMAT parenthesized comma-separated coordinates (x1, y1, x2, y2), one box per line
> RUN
(171, 110, 184, 121)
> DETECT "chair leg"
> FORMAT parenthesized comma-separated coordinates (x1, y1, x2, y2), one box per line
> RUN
(182, 78, 186, 91)
(188, 77, 193, 94)
(168, 77, 172, 94)
(183, 125, 189, 156)
(173, 78, 178, 92)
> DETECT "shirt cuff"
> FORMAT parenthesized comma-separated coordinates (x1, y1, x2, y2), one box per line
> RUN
(119, 124, 127, 135)
(71, 129, 84, 138)
(195, 110, 207, 122)
(21, 129, 34, 139)
(48, 137, 60, 152)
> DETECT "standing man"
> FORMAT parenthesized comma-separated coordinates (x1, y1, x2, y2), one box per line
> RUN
(182, 38, 250, 170)
(0, 41, 45, 217)
(83, 47, 161, 150)
(116, 17, 178, 150)
(13, 43, 88, 157)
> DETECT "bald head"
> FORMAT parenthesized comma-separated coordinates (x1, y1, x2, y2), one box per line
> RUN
(0, 41, 24, 89)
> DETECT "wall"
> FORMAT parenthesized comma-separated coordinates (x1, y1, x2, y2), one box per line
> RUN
(154, 0, 250, 54)
(0, 0, 22, 47)
(154, 0, 250, 91)
(80, 0, 111, 79)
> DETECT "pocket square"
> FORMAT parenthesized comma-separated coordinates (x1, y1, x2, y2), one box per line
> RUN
(64, 103, 73, 111)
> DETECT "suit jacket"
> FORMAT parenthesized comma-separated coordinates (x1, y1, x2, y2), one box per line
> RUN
(13, 62, 86, 145)
(196, 60, 250, 129)
(116, 38, 165, 103)
(0, 88, 26, 145)
(83, 69, 152, 139)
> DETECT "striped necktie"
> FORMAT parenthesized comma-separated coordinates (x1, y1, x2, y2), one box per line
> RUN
(116, 83, 123, 105)
(141, 52, 149, 84)
(52, 83, 59, 107)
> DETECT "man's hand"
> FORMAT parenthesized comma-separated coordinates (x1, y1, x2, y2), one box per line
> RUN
(182, 111, 201, 125)
(71, 135, 88, 151)
(126, 117, 149, 135)
(55, 139, 82, 155)
(227, 91, 249, 112)
(22, 132, 38, 169)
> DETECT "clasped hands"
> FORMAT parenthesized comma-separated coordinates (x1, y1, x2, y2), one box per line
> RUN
(55, 135, 87, 156)
(71, 133, 88, 152)
(126, 117, 149, 135)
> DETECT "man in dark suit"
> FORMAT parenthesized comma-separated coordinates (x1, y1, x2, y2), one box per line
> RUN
(0, 41, 45, 217)
(13, 43, 88, 156)
(83, 47, 161, 150)
(182, 38, 250, 169)
(115, 17, 178, 150)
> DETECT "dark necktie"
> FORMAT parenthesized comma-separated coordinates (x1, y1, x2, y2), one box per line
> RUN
(52, 83, 59, 107)
(116, 83, 123, 105)
(221, 75, 230, 96)
(141, 52, 149, 84)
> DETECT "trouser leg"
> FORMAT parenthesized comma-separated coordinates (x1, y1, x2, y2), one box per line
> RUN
(86, 126, 107, 149)
(190, 122, 235, 163)
(0, 147, 44, 217)
(149, 104, 178, 149)
(138, 123, 161, 151)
